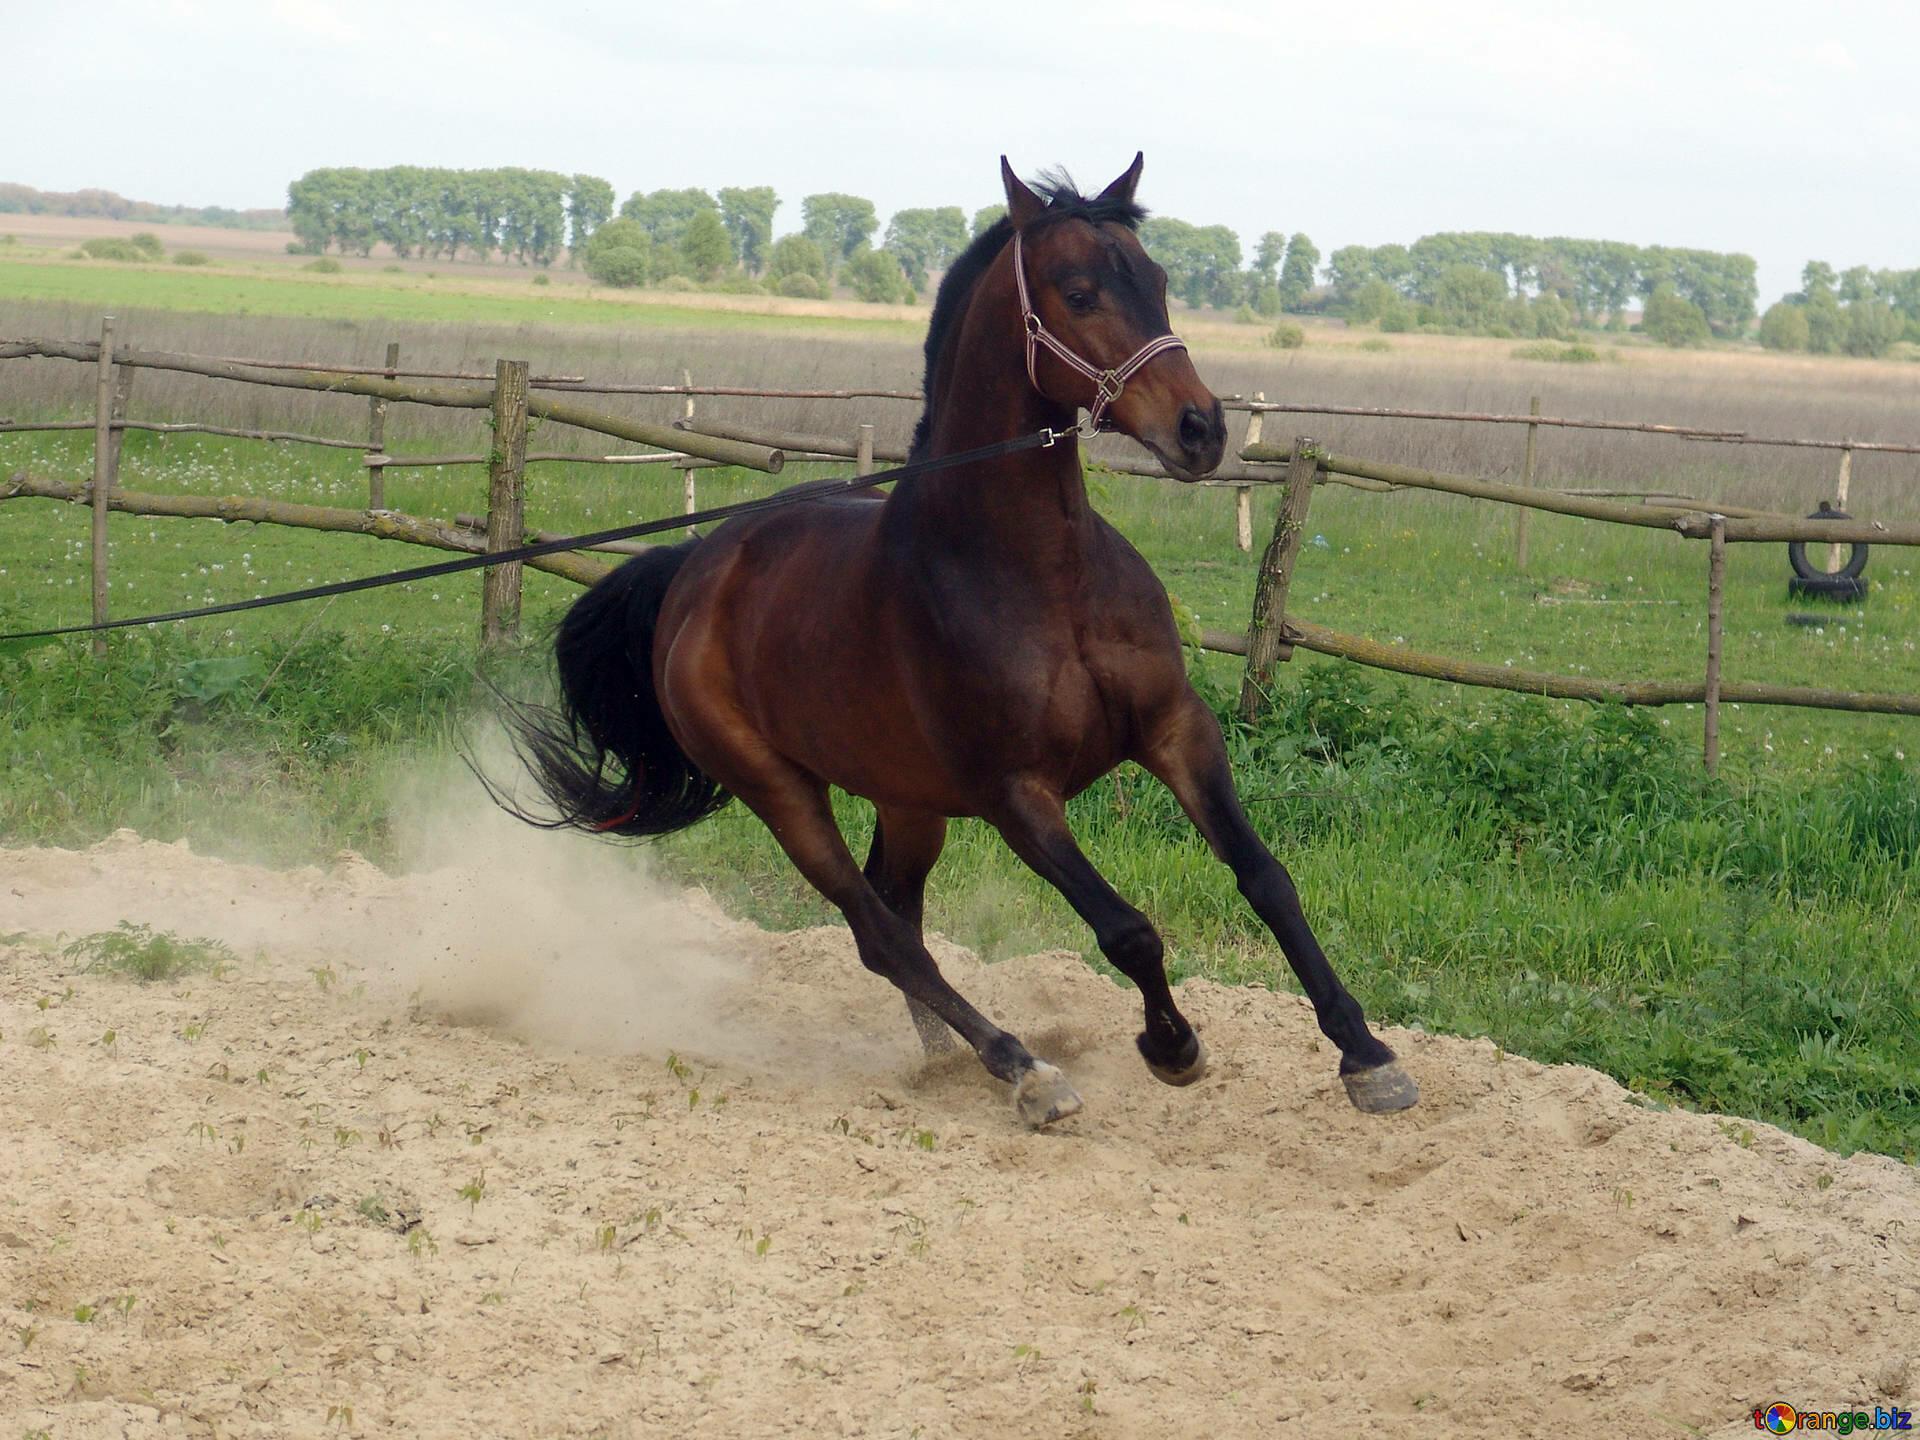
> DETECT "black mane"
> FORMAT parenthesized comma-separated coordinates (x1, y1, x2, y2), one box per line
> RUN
(908, 171, 1147, 458)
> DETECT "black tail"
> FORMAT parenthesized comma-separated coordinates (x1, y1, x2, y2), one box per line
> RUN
(494, 542, 729, 839)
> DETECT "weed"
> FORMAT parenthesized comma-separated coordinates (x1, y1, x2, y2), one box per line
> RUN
(62, 921, 233, 982)
(457, 1172, 487, 1213)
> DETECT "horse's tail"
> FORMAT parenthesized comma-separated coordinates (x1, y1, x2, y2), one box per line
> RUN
(497, 541, 729, 839)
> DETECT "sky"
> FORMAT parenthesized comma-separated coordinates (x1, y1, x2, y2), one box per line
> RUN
(9, 0, 1917, 305)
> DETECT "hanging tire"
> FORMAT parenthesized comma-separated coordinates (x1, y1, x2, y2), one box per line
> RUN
(1787, 503, 1869, 582)
(1788, 573, 1868, 602)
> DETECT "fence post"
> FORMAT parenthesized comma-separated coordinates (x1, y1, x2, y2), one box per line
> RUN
(367, 341, 397, 511)
(1514, 393, 1539, 572)
(1827, 442, 1854, 574)
(1236, 392, 1264, 553)
(1238, 437, 1318, 721)
(482, 359, 530, 646)
(682, 369, 698, 533)
(89, 315, 118, 657)
(1704, 513, 1726, 775)
(856, 422, 874, 477)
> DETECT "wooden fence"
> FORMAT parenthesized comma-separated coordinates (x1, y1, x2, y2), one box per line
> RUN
(3, 322, 1917, 773)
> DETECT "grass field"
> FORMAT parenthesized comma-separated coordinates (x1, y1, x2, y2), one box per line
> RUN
(3, 253, 1916, 1160)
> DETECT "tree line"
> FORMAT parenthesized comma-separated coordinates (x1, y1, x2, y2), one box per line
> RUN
(0, 181, 282, 230)
(280, 168, 1920, 353)
(1757, 262, 1920, 357)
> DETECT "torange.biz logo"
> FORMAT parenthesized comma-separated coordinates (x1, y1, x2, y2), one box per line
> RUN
(1753, 1402, 1914, 1433)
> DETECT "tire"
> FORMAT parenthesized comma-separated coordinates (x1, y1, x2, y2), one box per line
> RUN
(1787, 503, 1869, 581)
(1788, 574, 1868, 602)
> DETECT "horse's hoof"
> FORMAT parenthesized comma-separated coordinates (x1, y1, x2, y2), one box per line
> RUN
(1014, 1062, 1084, 1129)
(1143, 1034, 1209, 1087)
(1342, 1060, 1420, 1114)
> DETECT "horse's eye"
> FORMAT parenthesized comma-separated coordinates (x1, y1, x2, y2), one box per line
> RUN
(1065, 290, 1095, 313)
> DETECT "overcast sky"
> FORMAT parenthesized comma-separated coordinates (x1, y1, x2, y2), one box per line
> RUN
(11, 0, 1915, 304)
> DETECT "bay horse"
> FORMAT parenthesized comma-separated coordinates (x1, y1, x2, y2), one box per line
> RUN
(507, 154, 1418, 1126)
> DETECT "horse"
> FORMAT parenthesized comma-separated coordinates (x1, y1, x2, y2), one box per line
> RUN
(504, 154, 1418, 1127)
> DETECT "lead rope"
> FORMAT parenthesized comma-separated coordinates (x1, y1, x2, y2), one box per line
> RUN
(1011, 228, 1188, 435)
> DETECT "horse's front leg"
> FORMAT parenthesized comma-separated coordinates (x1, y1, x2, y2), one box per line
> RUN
(991, 782, 1208, 1085)
(1140, 695, 1419, 1113)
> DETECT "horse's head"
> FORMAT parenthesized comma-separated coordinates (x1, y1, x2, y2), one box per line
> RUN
(1001, 153, 1227, 481)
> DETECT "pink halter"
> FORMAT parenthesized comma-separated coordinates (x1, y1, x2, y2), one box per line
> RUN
(1012, 228, 1189, 435)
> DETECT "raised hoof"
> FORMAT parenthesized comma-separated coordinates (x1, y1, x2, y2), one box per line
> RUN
(1342, 1060, 1420, 1114)
(1014, 1062, 1084, 1129)
(1143, 1035, 1209, 1088)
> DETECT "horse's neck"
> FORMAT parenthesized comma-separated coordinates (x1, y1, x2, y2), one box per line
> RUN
(892, 324, 1094, 575)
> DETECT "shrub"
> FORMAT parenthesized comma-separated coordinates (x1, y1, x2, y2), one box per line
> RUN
(843, 245, 911, 303)
(301, 257, 343, 274)
(1233, 304, 1260, 325)
(1357, 337, 1392, 353)
(128, 231, 164, 259)
(766, 233, 829, 287)
(1511, 341, 1602, 363)
(285, 241, 317, 255)
(776, 272, 822, 299)
(171, 250, 210, 266)
(1378, 304, 1413, 333)
(710, 273, 766, 295)
(581, 218, 653, 288)
(1643, 287, 1710, 347)
(532, 272, 550, 286)
(381, 263, 403, 274)
(1758, 301, 1810, 352)
(1265, 321, 1305, 350)
(656, 274, 698, 292)
(80, 237, 144, 262)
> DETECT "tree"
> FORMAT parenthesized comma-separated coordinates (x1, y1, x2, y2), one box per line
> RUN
(1139, 217, 1243, 309)
(581, 218, 654, 288)
(717, 186, 778, 272)
(567, 174, 615, 256)
(1758, 301, 1810, 351)
(1804, 289, 1843, 353)
(1346, 277, 1398, 325)
(1841, 299, 1902, 357)
(1642, 286, 1710, 347)
(1432, 264, 1507, 331)
(843, 245, 911, 303)
(883, 206, 969, 290)
(1277, 233, 1319, 310)
(766, 233, 829, 288)
(801, 193, 879, 272)
(619, 188, 719, 250)
(680, 209, 732, 280)
(1252, 231, 1288, 285)
(971, 204, 1006, 237)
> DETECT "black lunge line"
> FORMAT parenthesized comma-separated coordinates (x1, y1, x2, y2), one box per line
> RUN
(0, 429, 1058, 644)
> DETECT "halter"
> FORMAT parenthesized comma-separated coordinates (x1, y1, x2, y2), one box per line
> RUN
(1012, 228, 1189, 437)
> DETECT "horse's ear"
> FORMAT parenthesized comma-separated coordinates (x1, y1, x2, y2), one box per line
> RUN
(1000, 156, 1046, 229)
(1097, 152, 1145, 206)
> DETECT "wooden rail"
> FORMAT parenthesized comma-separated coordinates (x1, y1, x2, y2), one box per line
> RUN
(1, 472, 610, 588)
(0, 339, 783, 473)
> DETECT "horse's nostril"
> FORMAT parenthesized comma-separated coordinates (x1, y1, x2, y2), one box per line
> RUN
(1178, 405, 1212, 452)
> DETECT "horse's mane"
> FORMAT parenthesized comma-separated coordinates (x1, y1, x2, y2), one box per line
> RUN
(908, 170, 1147, 459)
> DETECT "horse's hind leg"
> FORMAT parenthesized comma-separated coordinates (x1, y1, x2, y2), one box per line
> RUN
(728, 764, 1078, 1126)
(862, 808, 957, 1055)
(991, 782, 1207, 1085)
(1141, 696, 1417, 1113)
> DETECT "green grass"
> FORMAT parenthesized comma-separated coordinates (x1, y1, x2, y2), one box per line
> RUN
(0, 257, 920, 337)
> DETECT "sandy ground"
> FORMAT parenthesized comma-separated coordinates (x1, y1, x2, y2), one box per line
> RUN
(2, 822, 1916, 1439)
